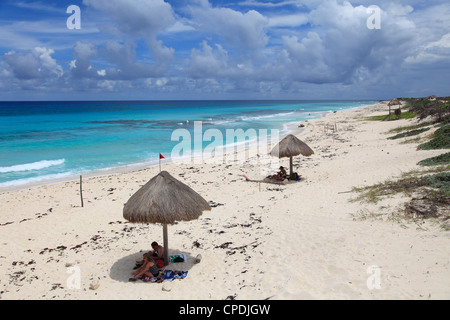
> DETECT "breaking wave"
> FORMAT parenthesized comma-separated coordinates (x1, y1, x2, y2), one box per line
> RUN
(0, 159, 65, 173)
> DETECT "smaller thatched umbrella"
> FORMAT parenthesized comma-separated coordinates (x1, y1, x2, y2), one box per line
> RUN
(388, 98, 402, 120)
(123, 171, 211, 266)
(388, 98, 401, 107)
(270, 134, 314, 177)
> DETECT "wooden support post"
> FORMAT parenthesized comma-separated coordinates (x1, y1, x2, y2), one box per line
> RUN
(163, 224, 169, 266)
(289, 157, 294, 177)
(80, 175, 84, 207)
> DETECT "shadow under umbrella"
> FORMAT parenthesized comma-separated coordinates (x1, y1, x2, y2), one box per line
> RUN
(109, 249, 197, 283)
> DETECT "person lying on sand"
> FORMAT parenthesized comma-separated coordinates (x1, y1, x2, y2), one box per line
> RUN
(270, 166, 287, 181)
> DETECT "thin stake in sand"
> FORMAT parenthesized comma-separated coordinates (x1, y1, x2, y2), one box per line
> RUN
(80, 175, 84, 207)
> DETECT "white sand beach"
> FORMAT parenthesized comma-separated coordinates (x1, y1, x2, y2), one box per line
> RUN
(0, 102, 449, 300)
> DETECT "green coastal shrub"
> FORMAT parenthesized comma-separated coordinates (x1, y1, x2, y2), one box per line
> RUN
(421, 172, 450, 196)
(365, 111, 416, 121)
(407, 98, 450, 123)
(418, 125, 450, 150)
(388, 128, 430, 140)
(418, 152, 450, 166)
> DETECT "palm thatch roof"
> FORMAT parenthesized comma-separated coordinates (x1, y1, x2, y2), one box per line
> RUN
(123, 171, 211, 225)
(270, 134, 314, 158)
(388, 98, 401, 106)
(269, 134, 314, 178)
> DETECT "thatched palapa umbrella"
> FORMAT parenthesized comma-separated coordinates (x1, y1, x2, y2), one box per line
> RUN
(270, 134, 314, 177)
(123, 171, 211, 266)
(387, 98, 402, 120)
(388, 98, 401, 107)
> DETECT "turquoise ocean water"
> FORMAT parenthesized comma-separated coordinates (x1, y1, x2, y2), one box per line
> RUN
(0, 100, 376, 188)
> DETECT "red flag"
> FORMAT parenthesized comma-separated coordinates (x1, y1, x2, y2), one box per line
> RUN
(159, 153, 165, 159)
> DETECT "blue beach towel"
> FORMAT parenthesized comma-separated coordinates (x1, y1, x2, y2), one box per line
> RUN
(162, 270, 188, 281)
(137, 270, 188, 283)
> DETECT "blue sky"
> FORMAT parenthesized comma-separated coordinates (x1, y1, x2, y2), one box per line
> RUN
(0, 0, 449, 100)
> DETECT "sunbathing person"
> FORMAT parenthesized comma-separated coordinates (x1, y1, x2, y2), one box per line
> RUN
(135, 241, 164, 267)
(130, 253, 160, 281)
(148, 241, 164, 262)
(270, 166, 287, 181)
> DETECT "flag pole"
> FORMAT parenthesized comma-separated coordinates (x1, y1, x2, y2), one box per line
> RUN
(159, 153, 164, 172)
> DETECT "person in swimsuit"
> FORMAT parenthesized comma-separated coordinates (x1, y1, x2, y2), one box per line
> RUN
(148, 241, 164, 262)
(130, 252, 160, 281)
(135, 241, 164, 267)
(271, 166, 287, 181)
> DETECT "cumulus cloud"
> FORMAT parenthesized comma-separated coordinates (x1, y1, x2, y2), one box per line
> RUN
(83, 0, 175, 35)
(190, 1, 269, 54)
(403, 3, 450, 66)
(83, 0, 175, 62)
(101, 41, 167, 79)
(270, 0, 420, 86)
(186, 41, 228, 79)
(280, 32, 330, 83)
(1, 0, 449, 99)
(70, 42, 98, 79)
(267, 13, 309, 28)
(3, 47, 63, 80)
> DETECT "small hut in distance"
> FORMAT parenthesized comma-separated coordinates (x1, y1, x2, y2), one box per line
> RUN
(385, 98, 402, 120)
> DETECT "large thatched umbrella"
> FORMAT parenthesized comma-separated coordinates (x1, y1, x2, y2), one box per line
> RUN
(270, 134, 314, 177)
(123, 171, 211, 266)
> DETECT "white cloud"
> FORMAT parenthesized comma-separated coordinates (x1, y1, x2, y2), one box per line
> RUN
(425, 33, 450, 50)
(280, 32, 330, 82)
(267, 14, 309, 27)
(186, 41, 228, 79)
(83, 0, 176, 62)
(101, 41, 168, 79)
(70, 42, 98, 78)
(1, 0, 450, 99)
(12, 1, 63, 13)
(405, 33, 450, 64)
(83, 0, 175, 35)
(237, 0, 301, 8)
(190, 1, 269, 53)
(3, 47, 62, 80)
(156, 78, 168, 87)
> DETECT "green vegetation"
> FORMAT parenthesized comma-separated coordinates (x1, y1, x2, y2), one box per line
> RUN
(364, 111, 416, 121)
(387, 128, 430, 140)
(418, 152, 450, 166)
(422, 172, 450, 196)
(352, 175, 428, 204)
(418, 124, 450, 150)
(405, 97, 450, 123)
(352, 96, 450, 230)
(387, 121, 434, 134)
(351, 169, 450, 229)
